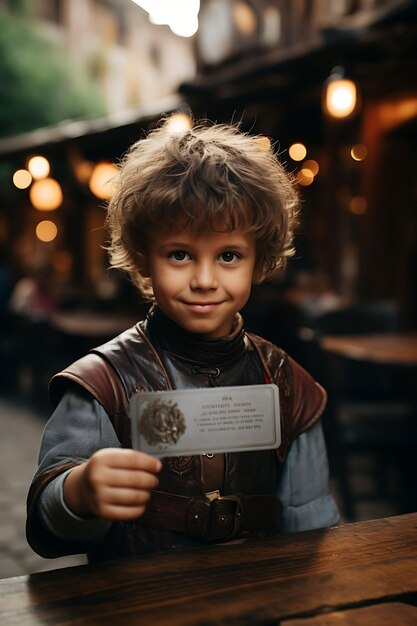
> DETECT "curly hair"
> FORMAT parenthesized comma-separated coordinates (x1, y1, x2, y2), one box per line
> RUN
(106, 119, 299, 299)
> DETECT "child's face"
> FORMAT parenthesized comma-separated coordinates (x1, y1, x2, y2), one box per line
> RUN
(144, 228, 257, 337)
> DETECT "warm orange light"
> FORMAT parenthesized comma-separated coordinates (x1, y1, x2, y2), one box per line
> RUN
(28, 155, 50, 180)
(165, 113, 192, 134)
(89, 162, 119, 200)
(13, 169, 32, 189)
(233, 1, 257, 35)
(289, 143, 307, 161)
(351, 144, 368, 161)
(297, 168, 314, 186)
(36, 220, 58, 242)
(325, 75, 357, 118)
(30, 178, 63, 210)
(74, 160, 95, 184)
(303, 160, 319, 176)
(350, 196, 367, 215)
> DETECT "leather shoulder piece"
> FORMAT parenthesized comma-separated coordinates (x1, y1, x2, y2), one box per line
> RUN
(49, 323, 171, 419)
(49, 352, 128, 416)
(246, 332, 326, 461)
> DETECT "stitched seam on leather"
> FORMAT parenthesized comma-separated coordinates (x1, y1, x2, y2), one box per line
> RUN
(245, 332, 275, 381)
(135, 323, 173, 390)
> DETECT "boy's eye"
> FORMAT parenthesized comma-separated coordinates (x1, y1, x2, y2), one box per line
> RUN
(169, 250, 190, 262)
(219, 251, 239, 263)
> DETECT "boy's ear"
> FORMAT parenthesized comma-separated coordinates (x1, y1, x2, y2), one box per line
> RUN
(136, 252, 151, 278)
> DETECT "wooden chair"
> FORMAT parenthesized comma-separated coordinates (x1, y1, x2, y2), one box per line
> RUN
(298, 302, 417, 520)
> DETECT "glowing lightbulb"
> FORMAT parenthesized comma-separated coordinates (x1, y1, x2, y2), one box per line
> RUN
(296, 168, 314, 186)
(165, 113, 192, 134)
(89, 162, 119, 200)
(289, 143, 307, 161)
(325, 69, 358, 119)
(28, 156, 50, 180)
(303, 160, 319, 176)
(30, 178, 63, 211)
(36, 220, 58, 242)
(13, 169, 32, 189)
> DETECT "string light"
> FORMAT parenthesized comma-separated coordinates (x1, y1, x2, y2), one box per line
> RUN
(324, 67, 358, 119)
(36, 220, 58, 242)
(289, 143, 307, 161)
(303, 160, 319, 176)
(13, 169, 32, 189)
(296, 169, 314, 186)
(165, 113, 192, 134)
(30, 178, 63, 211)
(89, 162, 119, 200)
(28, 156, 50, 180)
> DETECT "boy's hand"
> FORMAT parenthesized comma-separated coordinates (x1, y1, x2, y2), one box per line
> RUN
(63, 448, 162, 521)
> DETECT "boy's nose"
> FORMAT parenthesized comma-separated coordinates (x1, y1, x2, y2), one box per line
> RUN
(190, 262, 218, 290)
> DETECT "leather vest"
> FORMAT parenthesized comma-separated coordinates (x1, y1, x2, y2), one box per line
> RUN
(27, 321, 326, 561)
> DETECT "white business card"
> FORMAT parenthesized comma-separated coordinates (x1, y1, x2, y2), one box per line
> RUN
(130, 384, 280, 457)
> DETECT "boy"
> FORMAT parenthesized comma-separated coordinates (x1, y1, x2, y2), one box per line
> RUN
(26, 121, 339, 563)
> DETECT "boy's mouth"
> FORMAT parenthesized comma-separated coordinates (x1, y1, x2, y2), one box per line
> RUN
(182, 301, 222, 312)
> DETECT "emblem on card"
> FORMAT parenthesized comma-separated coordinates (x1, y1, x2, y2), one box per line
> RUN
(138, 398, 186, 448)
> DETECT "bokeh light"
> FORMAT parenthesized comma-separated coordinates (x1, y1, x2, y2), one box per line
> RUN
(36, 220, 58, 242)
(74, 160, 95, 184)
(325, 78, 357, 118)
(303, 160, 319, 176)
(351, 144, 368, 161)
(165, 113, 193, 134)
(289, 143, 307, 161)
(13, 169, 32, 189)
(297, 168, 314, 186)
(89, 162, 119, 200)
(28, 156, 50, 180)
(350, 196, 367, 214)
(30, 178, 63, 211)
(233, 1, 257, 35)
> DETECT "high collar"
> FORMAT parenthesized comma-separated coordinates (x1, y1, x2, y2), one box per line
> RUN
(145, 305, 246, 367)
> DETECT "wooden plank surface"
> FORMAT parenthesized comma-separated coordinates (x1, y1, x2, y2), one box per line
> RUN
(320, 334, 417, 366)
(1, 514, 417, 626)
(283, 602, 417, 625)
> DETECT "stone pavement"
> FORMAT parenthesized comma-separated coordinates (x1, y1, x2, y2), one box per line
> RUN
(0, 397, 85, 579)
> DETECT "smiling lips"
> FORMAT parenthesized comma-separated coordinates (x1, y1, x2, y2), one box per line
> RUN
(182, 301, 223, 312)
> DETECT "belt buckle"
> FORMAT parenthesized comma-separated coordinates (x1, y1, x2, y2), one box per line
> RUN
(211, 494, 244, 540)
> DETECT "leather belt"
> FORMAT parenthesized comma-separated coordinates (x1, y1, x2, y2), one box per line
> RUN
(138, 491, 282, 541)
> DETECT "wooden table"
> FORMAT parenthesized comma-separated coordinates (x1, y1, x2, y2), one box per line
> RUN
(285, 602, 417, 625)
(319, 333, 417, 366)
(1, 513, 417, 625)
(50, 311, 138, 338)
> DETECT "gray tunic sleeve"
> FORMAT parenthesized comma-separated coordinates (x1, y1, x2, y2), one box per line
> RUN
(37, 387, 121, 473)
(36, 388, 119, 542)
(277, 420, 340, 532)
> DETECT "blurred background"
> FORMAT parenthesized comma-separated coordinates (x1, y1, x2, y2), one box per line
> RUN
(0, 0, 416, 577)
